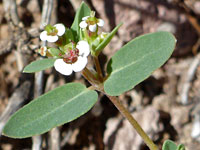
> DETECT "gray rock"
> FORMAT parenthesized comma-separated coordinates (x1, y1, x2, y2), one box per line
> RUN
(103, 106, 163, 150)
(157, 22, 176, 34)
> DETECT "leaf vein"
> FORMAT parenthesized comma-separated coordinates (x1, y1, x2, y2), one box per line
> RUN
(17, 89, 88, 133)
(111, 50, 156, 75)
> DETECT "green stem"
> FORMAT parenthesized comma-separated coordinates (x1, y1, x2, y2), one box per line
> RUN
(106, 95, 158, 150)
(83, 57, 158, 150)
(93, 56, 103, 82)
(82, 67, 100, 86)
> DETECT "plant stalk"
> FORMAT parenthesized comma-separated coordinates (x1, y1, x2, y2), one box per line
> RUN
(84, 56, 158, 150)
(93, 56, 103, 82)
(106, 95, 158, 150)
(82, 67, 100, 86)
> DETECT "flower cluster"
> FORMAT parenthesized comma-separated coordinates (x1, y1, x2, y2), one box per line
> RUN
(79, 15, 104, 32)
(38, 12, 105, 76)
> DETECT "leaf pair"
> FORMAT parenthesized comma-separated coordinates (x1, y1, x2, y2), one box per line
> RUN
(4, 32, 176, 138)
(163, 140, 185, 150)
(3, 2, 176, 139)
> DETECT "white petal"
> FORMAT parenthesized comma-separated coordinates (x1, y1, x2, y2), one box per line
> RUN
(76, 41, 90, 57)
(82, 16, 89, 21)
(97, 19, 104, 27)
(54, 24, 65, 36)
(40, 31, 48, 41)
(100, 32, 107, 39)
(89, 24, 97, 32)
(79, 21, 87, 29)
(54, 59, 73, 76)
(72, 56, 88, 72)
(46, 35, 59, 42)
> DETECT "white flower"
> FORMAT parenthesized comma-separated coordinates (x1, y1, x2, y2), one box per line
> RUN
(79, 16, 104, 32)
(39, 46, 48, 56)
(54, 41, 90, 76)
(40, 24, 65, 43)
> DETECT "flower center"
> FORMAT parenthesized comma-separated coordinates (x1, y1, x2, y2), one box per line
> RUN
(86, 17, 97, 25)
(63, 49, 79, 64)
(45, 25, 58, 36)
(48, 29, 58, 36)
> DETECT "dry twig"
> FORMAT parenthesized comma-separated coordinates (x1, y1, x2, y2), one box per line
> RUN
(2, 0, 19, 26)
(40, 0, 54, 30)
(49, 127, 60, 150)
(181, 53, 200, 105)
(177, 1, 200, 54)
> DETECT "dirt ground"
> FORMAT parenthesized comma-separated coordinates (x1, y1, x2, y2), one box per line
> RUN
(1, 0, 200, 150)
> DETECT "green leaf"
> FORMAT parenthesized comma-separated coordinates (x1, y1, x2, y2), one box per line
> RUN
(48, 48, 62, 57)
(94, 23, 123, 56)
(23, 58, 56, 73)
(177, 144, 185, 150)
(104, 31, 176, 96)
(3, 83, 98, 138)
(64, 28, 74, 44)
(71, 2, 91, 42)
(162, 140, 177, 150)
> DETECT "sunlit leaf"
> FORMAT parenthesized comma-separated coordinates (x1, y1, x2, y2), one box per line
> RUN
(64, 28, 74, 44)
(162, 140, 177, 150)
(23, 58, 56, 73)
(3, 83, 98, 138)
(177, 144, 185, 150)
(104, 32, 176, 96)
(48, 48, 62, 57)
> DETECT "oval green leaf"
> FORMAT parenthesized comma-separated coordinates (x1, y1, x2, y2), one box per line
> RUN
(64, 28, 74, 44)
(23, 58, 56, 73)
(104, 31, 176, 96)
(162, 140, 177, 150)
(177, 144, 185, 150)
(3, 83, 98, 138)
(48, 48, 62, 57)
